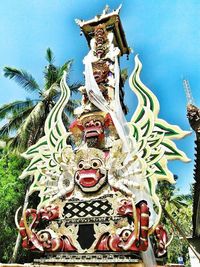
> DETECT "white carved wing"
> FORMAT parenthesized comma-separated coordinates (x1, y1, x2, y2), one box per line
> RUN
(128, 55, 190, 230)
(129, 55, 190, 184)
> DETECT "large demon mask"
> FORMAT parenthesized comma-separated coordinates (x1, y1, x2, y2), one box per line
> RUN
(69, 112, 117, 148)
(74, 147, 107, 193)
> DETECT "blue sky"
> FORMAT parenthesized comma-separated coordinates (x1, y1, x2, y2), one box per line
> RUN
(1, 0, 200, 194)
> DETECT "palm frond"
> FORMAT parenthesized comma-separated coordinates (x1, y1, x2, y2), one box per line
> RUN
(6, 135, 21, 153)
(0, 106, 35, 138)
(171, 200, 188, 209)
(6, 133, 27, 153)
(45, 48, 55, 64)
(57, 60, 73, 82)
(3, 67, 41, 93)
(44, 64, 59, 90)
(177, 194, 192, 201)
(6, 102, 46, 152)
(0, 99, 38, 120)
(68, 82, 83, 94)
(167, 193, 192, 211)
(64, 99, 79, 115)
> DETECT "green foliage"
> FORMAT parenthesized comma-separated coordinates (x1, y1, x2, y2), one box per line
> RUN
(1, 48, 82, 153)
(0, 148, 28, 262)
(167, 233, 191, 266)
(157, 177, 193, 267)
(3, 67, 40, 92)
(45, 48, 55, 64)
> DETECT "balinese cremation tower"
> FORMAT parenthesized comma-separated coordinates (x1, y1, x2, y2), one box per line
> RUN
(16, 6, 190, 266)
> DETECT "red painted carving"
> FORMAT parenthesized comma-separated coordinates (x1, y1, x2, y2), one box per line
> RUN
(19, 205, 76, 252)
(70, 113, 116, 148)
(96, 200, 150, 252)
(154, 225, 168, 257)
(94, 24, 108, 58)
(39, 204, 59, 220)
(117, 199, 133, 217)
(37, 230, 76, 252)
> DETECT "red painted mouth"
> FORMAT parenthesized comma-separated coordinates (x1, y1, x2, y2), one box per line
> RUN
(80, 177, 97, 187)
(76, 169, 103, 188)
(85, 130, 99, 138)
(85, 127, 103, 138)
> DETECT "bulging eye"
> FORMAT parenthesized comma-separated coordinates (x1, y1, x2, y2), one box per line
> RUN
(121, 230, 131, 241)
(85, 122, 89, 128)
(93, 162, 98, 168)
(78, 161, 84, 170)
(95, 121, 101, 127)
(122, 200, 127, 205)
(91, 159, 102, 169)
(38, 232, 49, 242)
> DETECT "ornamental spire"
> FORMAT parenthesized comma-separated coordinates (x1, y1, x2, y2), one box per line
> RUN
(183, 79, 200, 132)
(183, 79, 195, 105)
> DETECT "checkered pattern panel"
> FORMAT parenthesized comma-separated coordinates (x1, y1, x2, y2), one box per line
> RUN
(63, 199, 113, 218)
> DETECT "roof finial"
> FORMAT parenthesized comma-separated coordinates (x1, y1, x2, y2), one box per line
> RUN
(183, 79, 195, 106)
(103, 5, 110, 15)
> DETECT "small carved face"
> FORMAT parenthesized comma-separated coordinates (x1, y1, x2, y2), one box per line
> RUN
(75, 148, 107, 193)
(84, 119, 103, 139)
(94, 24, 108, 58)
(37, 229, 62, 252)
(92, 60, 110, 84)
(69, 113, 116, 148)
(39, 205, 59, 220)
(82, 115, 105, 148)
(117, 199, 133, 217)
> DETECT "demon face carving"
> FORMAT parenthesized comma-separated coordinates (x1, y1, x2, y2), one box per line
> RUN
(74, 147, 107, 193)
(69, 112, 117, 148)
(82, 114, 104, 147)
(92, 60, 110, 84)
(93, 24, 108, 58)
(84, 117, 103, 138)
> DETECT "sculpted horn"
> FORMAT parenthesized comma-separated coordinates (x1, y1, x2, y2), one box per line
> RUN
(15, 206, 22, 230)
(22, 210, 44, 251)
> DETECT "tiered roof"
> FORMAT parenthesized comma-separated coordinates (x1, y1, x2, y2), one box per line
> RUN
(75, 5, 130, 56)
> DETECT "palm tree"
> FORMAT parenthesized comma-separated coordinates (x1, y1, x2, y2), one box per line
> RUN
(1, 48, 81, 263)
(0, 48, 81, 153)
